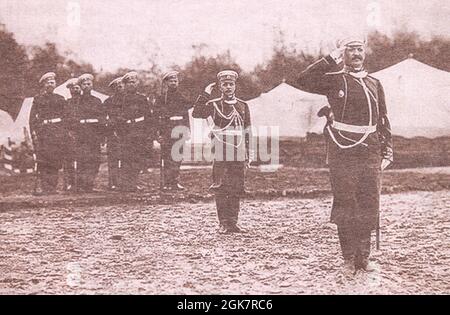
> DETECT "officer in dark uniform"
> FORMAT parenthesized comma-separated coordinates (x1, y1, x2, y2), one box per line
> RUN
(63, 78, 82, 192)
(103, 76, 124, 191)
(297, 37, 393, 275)
(29, 72, 67, 195)
(66, 74, 104, 192)
(115, 71, 153, 192)
(154, 71, 192, 190)
(192, 70, 253, 234)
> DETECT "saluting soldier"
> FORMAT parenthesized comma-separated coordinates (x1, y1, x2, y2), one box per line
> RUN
(154, 71, 192, 191)
(115, 71, 153, 192)
(297, 37, 393, 276)
(62, 78, 82, 192)
(192, 70, 253, 234)
(103, 76, 124, 191)
(68, 74, 104, 192)
(29, 72, 67, 195)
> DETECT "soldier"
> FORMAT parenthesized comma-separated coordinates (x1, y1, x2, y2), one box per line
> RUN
(103, 77, 124, 191)
(154, 71, 192, 191)
(192, 70, 253, 234)
(63, 78, 81, 192)
(115, 71, 153, 192)
(29, 72, 67, 195)
(297, 37, 393, 275)
(68, 73, 104, 192)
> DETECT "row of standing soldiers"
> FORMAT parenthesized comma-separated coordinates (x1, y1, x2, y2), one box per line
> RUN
(30, 70, 191, 194)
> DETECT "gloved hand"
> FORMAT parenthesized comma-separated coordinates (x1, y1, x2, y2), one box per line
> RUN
(381, 158, 391, 171)
(329, 44, 346, 64)
(381, 146, 393, 170)
(317, 106, 334, 124)
(204, 82, 216, 95)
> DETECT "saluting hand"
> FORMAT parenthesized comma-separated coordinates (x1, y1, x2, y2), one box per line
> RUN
(204, 82, 216, 95)
(329, 43, 346, 64)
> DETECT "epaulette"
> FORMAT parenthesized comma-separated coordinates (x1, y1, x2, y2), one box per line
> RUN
(235, 97, 247, 104)
(206, 97, 222, 105)
(324, 69, 345, 76)
(366, 74, 380, 83)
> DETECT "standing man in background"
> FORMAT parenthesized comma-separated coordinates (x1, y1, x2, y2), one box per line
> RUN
(115, 71, 153, 192)
(297, 37, 393, 276)
(29, 72, 67, 195)
(63, 78, 82, 192)
(70, 73, 104, 192)
(103, 76, 124, 191)
(154, 71, 192, 191)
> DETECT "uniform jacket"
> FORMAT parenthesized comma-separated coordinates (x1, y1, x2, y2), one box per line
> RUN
(29, 92, 67, 157)
(112, 92, 153, 139)
(193, 92, 252, 161)
(297, 55, 393, 164)
(63, 93, 104, 161)
(154, 90, 192, 137)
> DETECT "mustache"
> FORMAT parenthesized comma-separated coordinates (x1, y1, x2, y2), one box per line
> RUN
(352, 56, 363, 61)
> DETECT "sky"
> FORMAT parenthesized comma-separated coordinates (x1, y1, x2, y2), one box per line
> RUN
(1, 0, 449, 73)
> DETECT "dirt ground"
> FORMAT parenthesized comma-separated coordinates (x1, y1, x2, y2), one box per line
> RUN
(0, 190, 448, 295)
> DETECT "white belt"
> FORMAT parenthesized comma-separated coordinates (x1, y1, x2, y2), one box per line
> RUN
(80, 119, 99, 124)
(126, 116, 145, 123)
(43, 118, 62, 124)
(169, 116, 184, 121)
(214, 130, 244, 136)
(331, 121, 376, 134)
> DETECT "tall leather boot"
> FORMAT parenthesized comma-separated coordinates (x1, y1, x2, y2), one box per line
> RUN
(337, 225, 356, 276)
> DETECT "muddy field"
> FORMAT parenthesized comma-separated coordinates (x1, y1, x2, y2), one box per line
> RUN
(0, 190, 448, 295)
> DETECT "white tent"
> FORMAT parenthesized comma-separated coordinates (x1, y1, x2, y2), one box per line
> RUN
(0, 110, 15, 145)
(247, 82, 328, 138)
(372, 58, 450, 138)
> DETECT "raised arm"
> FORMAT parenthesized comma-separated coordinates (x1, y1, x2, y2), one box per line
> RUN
(297, 49, 343, 95)
(192, 83, 216, 119)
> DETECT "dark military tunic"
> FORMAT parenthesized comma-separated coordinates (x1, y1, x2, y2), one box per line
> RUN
(103, 93, 123, 188)
(29, 92, 67, 192)
(298, 55, 393, 263)
(193, 93, 252, 228)
(298, 55, 393, 230)
(63, 93, 104, 191)
(111, 92, 152, 190)
(154, 90, 191, 186)
(62, 94, 80, 190)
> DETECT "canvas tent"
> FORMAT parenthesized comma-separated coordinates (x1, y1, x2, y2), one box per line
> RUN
(372, 58, 450, 138)
(247, 82, 328, 138)
(0, 110, 15, 145)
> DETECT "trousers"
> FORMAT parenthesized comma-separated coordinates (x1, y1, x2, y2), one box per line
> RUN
(215, 194, 240, 228)
(338, 225, 372, 265)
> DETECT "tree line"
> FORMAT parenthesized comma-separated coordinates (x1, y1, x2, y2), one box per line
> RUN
(1, 24, 449, 106)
